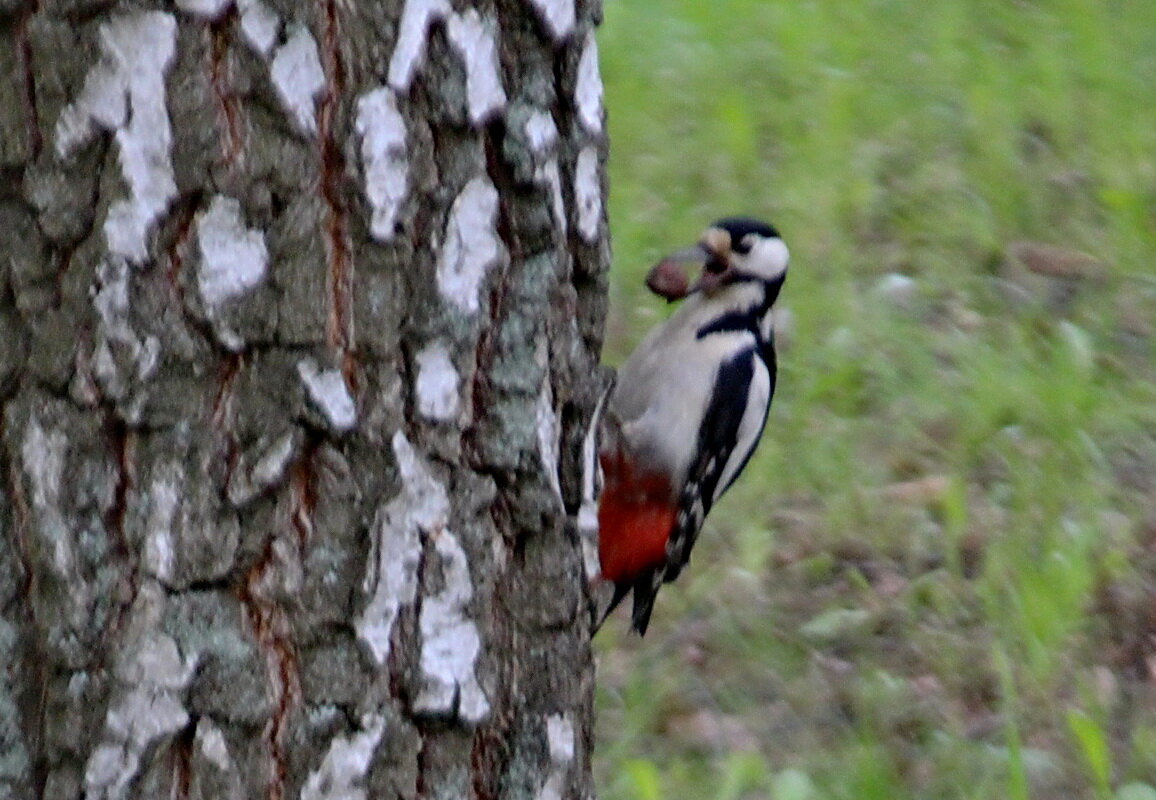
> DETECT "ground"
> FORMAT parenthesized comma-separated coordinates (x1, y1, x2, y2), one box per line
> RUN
(595, 1, 1156, 797)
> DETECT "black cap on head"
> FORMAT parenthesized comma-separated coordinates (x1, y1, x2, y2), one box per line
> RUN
(710, 217, 780, 252)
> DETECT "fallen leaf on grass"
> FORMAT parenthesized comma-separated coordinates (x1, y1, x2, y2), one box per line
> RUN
(664, 708, 759, 752)
(880, 475, 951, 505)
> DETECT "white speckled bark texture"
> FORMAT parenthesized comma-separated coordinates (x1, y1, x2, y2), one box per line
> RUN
(2, 1, 609, 798)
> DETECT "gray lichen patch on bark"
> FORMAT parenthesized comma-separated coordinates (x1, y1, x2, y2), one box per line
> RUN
(84, 610, 196, 800)
(126, 428, 242, 589)
(0, 430, 33, 796)
(5, 392, 122, 669)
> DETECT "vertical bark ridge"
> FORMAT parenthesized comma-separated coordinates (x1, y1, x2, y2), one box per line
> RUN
(15, 4, 42, 160)
(208, 11, 243, 174)
(238, 548, 302, 800)
(1, 411, 31, 615)
(169, 720, 195, 800)
(317, 0, 354, 384)
(0, 398, 46, 798)
(99, 418, 137, 658)
(288, 443, 317, 551)
(215, 351, 302, 800)
(209, 353, 242, 492)
(159, 194, 216, 350)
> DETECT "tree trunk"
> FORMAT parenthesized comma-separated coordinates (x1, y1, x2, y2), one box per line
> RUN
(0, 0, 608, 797)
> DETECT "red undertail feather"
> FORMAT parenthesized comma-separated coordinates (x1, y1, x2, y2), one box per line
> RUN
(597, 450, 677, 584)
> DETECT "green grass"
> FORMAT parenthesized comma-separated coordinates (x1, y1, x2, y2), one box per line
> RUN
(595, 1, 1156, 797)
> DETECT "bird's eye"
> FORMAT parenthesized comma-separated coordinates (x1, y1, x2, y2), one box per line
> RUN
(735, 233, 758, 254)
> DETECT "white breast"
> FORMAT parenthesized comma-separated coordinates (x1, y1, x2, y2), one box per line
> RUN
(612, 286, 765, 486)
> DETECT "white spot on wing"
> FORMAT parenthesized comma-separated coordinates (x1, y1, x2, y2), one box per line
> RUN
(527, 0, 575, 41)
(415, 341, 460, 422)
(574, 146, 601, 242)
(437, 176, 503, 313)
(196, 195, 268, 308)
(415, 531, 490, 723)
(56, 11, 178, 264)
(389, 0, 451, 90)
(447, 10, 507, 125)
(356, 433, 440, 665)
(298, 360, 357, 431)
(575, 30, 603, 134)
(355, 87, 409, 241)
(300, 715, 386, 800)
(271, 25, 326, 135)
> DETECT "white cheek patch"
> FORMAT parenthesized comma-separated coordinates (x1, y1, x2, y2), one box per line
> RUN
(747, 236, 789, 281)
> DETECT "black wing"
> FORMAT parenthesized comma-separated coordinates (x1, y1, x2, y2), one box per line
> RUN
(663, 347, 762, 582)
(627, 347, 771, 634)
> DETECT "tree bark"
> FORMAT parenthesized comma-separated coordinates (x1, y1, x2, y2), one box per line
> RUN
(0, 0, 608, 797)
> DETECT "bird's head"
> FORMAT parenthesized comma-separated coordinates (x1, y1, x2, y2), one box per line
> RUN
(645, 217, 788, 301)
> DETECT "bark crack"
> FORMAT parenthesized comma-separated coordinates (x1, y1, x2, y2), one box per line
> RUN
(209, 353, 242, 494)
(164, 192, 239, 354)
(288, 441, 317, 551)
(48, 241, 78, 312)
(469, 570, 517, 800)
(414, 731, 427, 799)
(100, 415, 138, 659)
(171, 719, 196, 800)
(317, 0, 354, 384)
(397, 531, 430, 711)
(165, 196, 199, 306)
(211, 350, 300, 800)
(238, 550, 301, 800)
(236, 445, 315, 800)
(208, 11, 243, 174)
(463, 122, 520, 470)
(16, 3, 43, 160)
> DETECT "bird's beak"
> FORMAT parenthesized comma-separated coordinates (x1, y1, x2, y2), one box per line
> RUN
(687, 264, 730, 296)
(644, 244, 711, 302)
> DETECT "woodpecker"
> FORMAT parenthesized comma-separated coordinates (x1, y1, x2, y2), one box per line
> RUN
(596, 217, 788, 635)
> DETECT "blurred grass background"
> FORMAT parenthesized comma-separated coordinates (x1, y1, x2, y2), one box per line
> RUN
(594, 1, 1156, 798)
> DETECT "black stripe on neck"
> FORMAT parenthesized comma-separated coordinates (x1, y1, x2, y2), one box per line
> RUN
(695, 275, 784, 338)
(696, 310, 760, 339)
